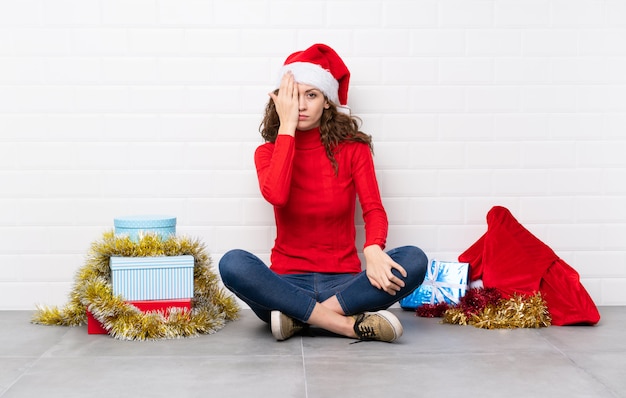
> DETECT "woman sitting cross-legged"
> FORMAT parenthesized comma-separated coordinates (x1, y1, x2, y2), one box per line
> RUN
(219, 43, 428, 342)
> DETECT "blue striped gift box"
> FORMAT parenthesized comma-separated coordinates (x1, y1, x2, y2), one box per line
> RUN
(110, 255, 194, 301)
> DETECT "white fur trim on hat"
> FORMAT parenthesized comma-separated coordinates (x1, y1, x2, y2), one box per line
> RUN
(276, 62, 339, 105)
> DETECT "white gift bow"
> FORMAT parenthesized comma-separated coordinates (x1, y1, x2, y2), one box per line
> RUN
(422, 260, 468, 305)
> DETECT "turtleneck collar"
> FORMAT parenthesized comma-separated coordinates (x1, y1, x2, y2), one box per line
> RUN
(294, 127, 323, 149)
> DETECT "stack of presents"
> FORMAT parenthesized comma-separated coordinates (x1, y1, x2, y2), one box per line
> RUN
(87, 215, 195, 334)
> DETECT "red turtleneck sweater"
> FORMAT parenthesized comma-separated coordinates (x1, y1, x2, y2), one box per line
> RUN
(254, 127, 388, 274)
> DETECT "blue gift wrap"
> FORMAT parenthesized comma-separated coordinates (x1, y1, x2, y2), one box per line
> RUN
(400, 259, 469, 310)
(110, 255, 194, 301)
(114, 215, 176, 241)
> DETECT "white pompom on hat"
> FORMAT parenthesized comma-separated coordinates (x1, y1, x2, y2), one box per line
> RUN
(276, 43, 351, 114)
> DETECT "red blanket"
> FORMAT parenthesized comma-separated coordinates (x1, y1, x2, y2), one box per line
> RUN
(459, 206, 600, 326)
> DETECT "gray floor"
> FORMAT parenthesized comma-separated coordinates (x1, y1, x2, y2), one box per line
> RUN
(1, 307, 625, 398)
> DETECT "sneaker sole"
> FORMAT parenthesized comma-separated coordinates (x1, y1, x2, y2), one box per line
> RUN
(371, 310, 403, 342)
(270, 310, 288, 341)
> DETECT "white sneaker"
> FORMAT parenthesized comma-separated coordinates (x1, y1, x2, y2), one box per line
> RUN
(271, 310, 305, 341)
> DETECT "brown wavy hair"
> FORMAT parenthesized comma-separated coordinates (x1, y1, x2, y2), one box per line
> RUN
(259, 91, 373, 174)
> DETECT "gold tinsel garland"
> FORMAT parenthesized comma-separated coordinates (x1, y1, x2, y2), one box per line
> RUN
(32, 231, 240, 340)
(442, 292, 551, 329)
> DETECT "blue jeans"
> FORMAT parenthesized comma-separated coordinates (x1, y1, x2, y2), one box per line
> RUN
(218, 246, 428, 323)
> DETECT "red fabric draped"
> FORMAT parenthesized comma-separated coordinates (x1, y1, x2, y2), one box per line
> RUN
(459, 206, 600, 326)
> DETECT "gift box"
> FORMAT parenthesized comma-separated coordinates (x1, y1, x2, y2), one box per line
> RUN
(87, 310, 108, 334)
(87, 299, 193, 335)
(110, 255, 194, 301)
(400, 259, 469, 310)
(114, 215, 176, 242)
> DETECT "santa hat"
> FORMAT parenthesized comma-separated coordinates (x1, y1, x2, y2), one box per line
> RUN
(276, 43, 351, 114)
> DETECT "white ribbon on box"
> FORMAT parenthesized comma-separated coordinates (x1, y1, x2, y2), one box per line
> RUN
(421, 260, 468, 305)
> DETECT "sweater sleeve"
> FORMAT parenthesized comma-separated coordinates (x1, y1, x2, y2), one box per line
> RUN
(351, 143, 388, 250)
(254, 135, 295, 207)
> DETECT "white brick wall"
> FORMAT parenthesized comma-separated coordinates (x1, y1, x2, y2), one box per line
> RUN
(1, 0, 624, 309)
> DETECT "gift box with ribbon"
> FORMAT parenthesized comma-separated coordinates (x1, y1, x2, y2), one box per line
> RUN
(400, 259, 469, 310)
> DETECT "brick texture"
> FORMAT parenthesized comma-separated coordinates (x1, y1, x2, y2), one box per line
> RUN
(0, 0, 624, 309)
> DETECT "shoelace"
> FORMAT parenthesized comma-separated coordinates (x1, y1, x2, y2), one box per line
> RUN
(353, 314, 378, 340)
(356, 325, 376, 338)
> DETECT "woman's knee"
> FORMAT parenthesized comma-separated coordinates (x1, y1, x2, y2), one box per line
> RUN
(390, 245, 428, 285)
(218, 249, 251, 284)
